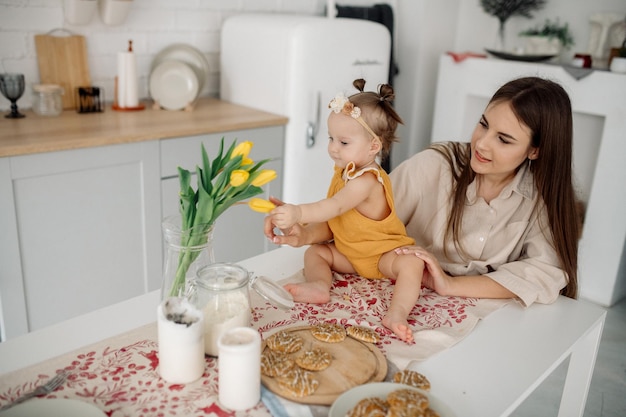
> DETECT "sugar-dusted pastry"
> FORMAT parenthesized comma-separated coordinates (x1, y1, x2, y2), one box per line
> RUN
(266, 330, 303, 353)
(387, 388, 429, 416)
(346, 325, 380, 343)
(310, 323, 346, 343)
(393, 369, 431, 391)
(276, 367, 320, 397)
(295, 347, 332, 371)
(261, 349, 295, 377)
(346, 397, 388, 417)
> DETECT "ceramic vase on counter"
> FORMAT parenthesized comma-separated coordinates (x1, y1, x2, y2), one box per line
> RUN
(161, 214, 215, 300)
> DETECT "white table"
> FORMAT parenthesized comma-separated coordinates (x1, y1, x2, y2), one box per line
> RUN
(0, 247, 606, 417)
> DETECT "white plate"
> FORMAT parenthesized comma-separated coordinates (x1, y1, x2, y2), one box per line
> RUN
(0, 398, 106, 417)
(328, 382, 456, 417)
(151, 43, 209, 92)
(149, 60, 199, 110)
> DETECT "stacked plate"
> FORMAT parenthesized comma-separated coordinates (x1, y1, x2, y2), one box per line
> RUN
(149, 44, 210, 110)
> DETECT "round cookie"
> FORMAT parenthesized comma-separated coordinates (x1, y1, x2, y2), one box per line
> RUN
(393, 369, 431, 391)
(346, 325, 380, 343)
(387, 388, 429, 416)
(424, 408, 441, 417)
(261, 349, 295, 377)
(276, 368, 320, 397)
(346, 397, 388, 417)
(266, 330, 303, 353)
(310, 323, 346, 343)
(295, 347, 332, 371)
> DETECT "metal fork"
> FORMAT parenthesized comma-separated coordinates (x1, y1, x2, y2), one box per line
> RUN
(0, 370, 70, 412)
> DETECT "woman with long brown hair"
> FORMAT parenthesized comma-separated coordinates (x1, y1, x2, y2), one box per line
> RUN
(265, 76, 579, 307)
(391, 76, 579, 304)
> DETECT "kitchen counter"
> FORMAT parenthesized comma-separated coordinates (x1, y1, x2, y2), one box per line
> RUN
(0, 97, 288, 157)
(1, 97, 287, 340)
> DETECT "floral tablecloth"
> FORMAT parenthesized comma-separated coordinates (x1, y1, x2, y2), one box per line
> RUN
(0, 271, 509, 416)
(252, 270, 511, 370)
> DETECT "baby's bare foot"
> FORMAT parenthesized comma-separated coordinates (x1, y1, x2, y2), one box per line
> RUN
(284, 281, 331, 304)
(382, 312, 414, 343)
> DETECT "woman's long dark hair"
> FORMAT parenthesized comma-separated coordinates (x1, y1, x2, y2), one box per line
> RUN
(432, 77, 579, 299)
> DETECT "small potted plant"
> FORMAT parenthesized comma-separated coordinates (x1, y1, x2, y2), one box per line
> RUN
(519, 18, 575, 55)
(480, 0, 546, 51)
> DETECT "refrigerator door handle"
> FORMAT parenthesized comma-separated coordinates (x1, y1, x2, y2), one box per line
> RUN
(306, 91, 321, 148)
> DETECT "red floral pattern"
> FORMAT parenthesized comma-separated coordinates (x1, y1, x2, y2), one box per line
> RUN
(0, 271, 507, 415)
(252, 272, 507, 367)
(0, 332, 271, 416)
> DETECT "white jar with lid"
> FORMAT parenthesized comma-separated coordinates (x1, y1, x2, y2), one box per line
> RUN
(32, 84, 64, 116)
(188, 262, 294, 356)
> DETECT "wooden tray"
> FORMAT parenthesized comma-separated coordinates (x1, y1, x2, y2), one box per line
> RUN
(261, 325, 387, 405)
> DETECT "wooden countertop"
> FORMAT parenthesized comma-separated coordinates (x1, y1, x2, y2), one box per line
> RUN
(0, 98, 288, 157)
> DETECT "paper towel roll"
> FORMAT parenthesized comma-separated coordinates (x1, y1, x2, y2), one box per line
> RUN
(117, 47, 138, 108)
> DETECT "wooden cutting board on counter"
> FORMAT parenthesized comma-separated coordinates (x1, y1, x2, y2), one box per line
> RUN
(35, 29, 91, 109)
(261, 326, 387, 405)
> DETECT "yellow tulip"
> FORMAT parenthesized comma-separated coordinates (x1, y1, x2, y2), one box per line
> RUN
(231, 141, 253, 160)
(241, 156, 254, 166)
(251, 169, 277, 187)
(248, 198, 276, 213)
(230, 170, 249, 187)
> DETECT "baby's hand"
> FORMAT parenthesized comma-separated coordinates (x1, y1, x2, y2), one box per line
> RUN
(270, 204, 301, 229)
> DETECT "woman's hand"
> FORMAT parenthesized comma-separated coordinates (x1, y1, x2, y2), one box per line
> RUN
(395, 246, 452, 295)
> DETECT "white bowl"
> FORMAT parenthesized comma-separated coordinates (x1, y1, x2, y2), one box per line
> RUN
(329, 382, 456, 417)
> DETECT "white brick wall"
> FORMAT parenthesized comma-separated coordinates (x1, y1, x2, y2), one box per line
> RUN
(0, 0, 323, 111)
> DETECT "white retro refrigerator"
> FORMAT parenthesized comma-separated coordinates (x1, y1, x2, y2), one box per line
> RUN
(220, 14, 391, 204)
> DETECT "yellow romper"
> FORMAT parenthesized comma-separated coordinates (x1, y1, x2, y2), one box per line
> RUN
(327, 163, 415, 279)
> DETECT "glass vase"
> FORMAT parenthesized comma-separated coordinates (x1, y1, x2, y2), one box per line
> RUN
(494, 20, 507, 51)
(161, 214, 215, 300)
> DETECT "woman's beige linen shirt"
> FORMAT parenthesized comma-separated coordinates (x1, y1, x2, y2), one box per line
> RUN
(390, 146, 567, 306)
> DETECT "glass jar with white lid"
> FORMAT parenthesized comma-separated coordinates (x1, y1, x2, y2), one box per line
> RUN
(32, 84, 64, 116)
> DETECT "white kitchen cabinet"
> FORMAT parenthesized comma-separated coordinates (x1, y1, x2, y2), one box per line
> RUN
(0, 125, 284, 341)
(160, 127, 284, 263)
(0, 141, 162, 339)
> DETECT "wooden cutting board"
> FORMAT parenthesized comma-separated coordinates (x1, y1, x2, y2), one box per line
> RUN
(35, 30, 91, 109)
(261, 326, 388, 405)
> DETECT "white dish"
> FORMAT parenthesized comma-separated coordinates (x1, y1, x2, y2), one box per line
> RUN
(151, 43, 209, 92)
(0, 398, 106, 417)
(328, 382, 456, 417)
(149, 60, 199, 111)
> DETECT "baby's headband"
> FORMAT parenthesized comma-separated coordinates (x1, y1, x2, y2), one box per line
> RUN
(328, 94, 380, 141)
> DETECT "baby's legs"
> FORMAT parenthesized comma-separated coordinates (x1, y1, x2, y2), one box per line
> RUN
(284, 242, 355, 304)
(378, 251, 425, 343)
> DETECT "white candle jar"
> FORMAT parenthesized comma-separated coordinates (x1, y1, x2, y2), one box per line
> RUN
(217, 327, 261, 410)
(189, 263, 295, 356)
(157, 297, 205, 383)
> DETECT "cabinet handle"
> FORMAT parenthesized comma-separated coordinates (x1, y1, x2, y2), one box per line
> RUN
(306, 92, 321, 149)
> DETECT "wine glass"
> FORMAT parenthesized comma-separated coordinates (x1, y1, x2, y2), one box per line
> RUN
(0, 73, 26, 119)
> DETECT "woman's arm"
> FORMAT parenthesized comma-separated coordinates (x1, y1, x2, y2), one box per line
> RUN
(397, 247, 516, 299)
